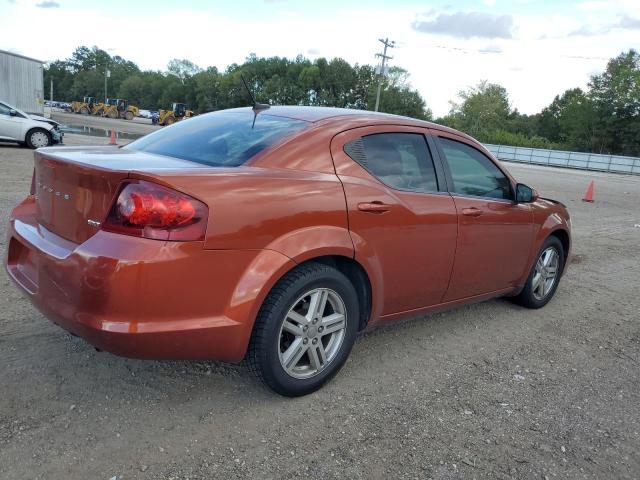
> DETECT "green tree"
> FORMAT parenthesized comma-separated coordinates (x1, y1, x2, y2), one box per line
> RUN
(118, 76, 146, 106)
(447, 80, 511, 137)
(538, 88, 598, 151)
(371, 66, 432, 120)
(588, 49, 640, 155)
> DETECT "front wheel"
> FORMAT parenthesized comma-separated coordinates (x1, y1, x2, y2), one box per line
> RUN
(246, 263, 359, 396)
(512, 236, 564, 309)
(25, 128, 52, 149)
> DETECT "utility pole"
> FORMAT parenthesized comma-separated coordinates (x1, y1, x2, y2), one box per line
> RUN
(49, 78, 53, 119)
(105, 68, 111, 103)
(374, 37, 395, 112)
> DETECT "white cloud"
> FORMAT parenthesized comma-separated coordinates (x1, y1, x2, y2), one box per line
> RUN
(412, 11, 514, 39)
(35, 1, 60, 8)
(619, 15, 640, 29)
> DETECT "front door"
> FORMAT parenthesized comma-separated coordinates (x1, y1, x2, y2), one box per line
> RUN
(331, 126, 458, 316)
(0, 103, 23, 141)
(433, 132, 534, 301)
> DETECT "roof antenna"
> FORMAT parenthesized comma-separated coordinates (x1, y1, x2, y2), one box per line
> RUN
(240, 74, 270, 129)
(240, 74, 270, 111)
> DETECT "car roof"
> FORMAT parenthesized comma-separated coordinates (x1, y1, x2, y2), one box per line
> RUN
(222, 106, 471, 139)
(224, 105, 427, 124)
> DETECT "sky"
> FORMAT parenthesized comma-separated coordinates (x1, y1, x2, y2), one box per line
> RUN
(1, 0, 639, 117)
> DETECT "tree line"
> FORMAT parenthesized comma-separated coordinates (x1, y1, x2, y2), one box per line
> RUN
(44, 46, 639, 156)
(44, 46, 429, 120)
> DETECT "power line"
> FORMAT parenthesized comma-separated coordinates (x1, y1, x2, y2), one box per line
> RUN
(374, 37, 396, 112)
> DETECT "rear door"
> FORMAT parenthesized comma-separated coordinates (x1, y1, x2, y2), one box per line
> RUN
(331, 125, 457, 316)
(432, 131, 534, 300)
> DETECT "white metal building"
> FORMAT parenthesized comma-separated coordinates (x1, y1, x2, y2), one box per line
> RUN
(0, 50, 45, 115)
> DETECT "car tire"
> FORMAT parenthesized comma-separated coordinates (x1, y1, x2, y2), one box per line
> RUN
(512, 236, 564, 309)
(246, 262, 359, 397)
(25, 128, 52, 149)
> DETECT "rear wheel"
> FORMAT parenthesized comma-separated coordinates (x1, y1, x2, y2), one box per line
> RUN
(164, 116, 175, 126)
(25, 128, 52, 149)
(80, 107, 89, 115)
(512, 236, 564, 309)
(124, 111, 134, 120)
(246, 263, 359, 396)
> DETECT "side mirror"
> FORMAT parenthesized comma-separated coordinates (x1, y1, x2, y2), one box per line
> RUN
(515, 183, 538, 203)
(9, 109, 18, 116)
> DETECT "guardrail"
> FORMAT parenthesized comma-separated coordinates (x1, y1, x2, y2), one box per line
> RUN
(484, 144, 640, 175)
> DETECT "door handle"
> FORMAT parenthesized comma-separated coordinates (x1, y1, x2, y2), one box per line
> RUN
(357, 202, 391, 213)
(462, 207, 483, 217)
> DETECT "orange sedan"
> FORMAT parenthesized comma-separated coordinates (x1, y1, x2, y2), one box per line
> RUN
(5, 106, 571, 396)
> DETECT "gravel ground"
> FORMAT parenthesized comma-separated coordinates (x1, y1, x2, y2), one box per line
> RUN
(0, 133, 639, 480)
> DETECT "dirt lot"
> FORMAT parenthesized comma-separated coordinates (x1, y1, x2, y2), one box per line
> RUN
(0, 134, 639, 480)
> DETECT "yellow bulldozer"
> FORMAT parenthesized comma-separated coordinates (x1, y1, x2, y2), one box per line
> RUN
(71, 97, 105, 115)
(156, 103, 194, 126)
(101, 98, 139, 120)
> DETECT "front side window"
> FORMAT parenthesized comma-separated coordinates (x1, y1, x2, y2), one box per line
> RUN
(0, 103, 11, 116)
(344, 133, 438, 193)
(439, 137, 512, 200)
(124, 111, 309, 167)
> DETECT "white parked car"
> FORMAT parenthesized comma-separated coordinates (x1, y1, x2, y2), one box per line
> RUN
(0, 101, 63, 148)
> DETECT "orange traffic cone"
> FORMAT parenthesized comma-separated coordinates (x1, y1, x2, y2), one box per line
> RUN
(109, 129, 117, 145)
(582, 180, 595, 202)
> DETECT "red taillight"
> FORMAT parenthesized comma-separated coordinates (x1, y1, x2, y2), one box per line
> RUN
(103, 180, 208, 241)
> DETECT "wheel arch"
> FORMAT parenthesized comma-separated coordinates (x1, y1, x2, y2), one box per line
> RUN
(300, 255, 373, 332)
(263, 226, 374, 331)
(516, 207, 571, 292)
(549, 228, 570, 267)
(24, 127, 52, 148)
(228, 250, 375, 362)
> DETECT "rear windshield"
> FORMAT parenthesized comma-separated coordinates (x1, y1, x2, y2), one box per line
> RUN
(124, 111, 309, 167)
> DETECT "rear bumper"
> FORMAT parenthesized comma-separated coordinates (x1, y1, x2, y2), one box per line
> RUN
(5, 197, 293, 362)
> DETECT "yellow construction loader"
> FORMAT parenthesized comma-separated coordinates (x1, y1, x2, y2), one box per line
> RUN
(71, 97, 105, 115)
(102, 99, 139, 120)
(156, 103, 194, 126)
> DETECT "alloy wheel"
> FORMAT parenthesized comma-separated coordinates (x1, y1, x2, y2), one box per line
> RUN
(532, 246, 559, 300)
(278, 288, 347, 379)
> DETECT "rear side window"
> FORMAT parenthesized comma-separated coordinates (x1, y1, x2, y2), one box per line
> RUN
(438, 137, 512, 200)
(344, 133, 438, 193)
(124, 111, 309, 167)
